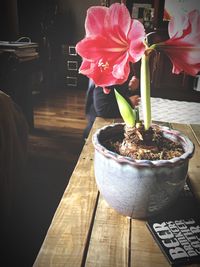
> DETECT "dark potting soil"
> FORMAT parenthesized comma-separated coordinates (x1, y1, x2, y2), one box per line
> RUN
(102, 123, 184, 160)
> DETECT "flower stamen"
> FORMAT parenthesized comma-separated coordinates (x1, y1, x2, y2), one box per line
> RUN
(98, 59, 110, 72)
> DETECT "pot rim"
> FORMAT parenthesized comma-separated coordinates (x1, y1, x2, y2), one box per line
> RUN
(92, 123, 195, 167)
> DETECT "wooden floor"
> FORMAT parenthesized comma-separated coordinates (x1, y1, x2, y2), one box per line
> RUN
(30, 87, 87, 165)
(25, 88, 87, 266)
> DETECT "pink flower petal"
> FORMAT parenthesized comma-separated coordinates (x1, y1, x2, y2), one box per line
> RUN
(157, 10, 200, 76)
(184, 10, 200, 44)
(107, 3, 131, 37)
(103, 87, 111, 94)
(112, 53, 130, 79)
(128, 20, 146, 62)
(85, 6, 108, 36)
(166, 47, 200, 76)
(168, 13, 189, 39)
(76, 36, 111, 61)
(79, 60, 95, 76)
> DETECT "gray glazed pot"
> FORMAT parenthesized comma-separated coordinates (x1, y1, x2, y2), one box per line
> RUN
(92, 123, 194, 219)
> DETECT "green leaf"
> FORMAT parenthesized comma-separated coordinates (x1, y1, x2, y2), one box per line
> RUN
(114, 89, 135, 127)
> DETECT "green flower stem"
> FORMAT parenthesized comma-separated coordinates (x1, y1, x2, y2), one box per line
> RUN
(141, 53, 151, 130)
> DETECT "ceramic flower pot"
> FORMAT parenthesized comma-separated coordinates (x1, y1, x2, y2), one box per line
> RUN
(92, 123, 194, 219)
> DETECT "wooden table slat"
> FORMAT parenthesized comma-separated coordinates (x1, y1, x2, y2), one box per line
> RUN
(190, 124, 200, 146)
(85, 195, 130, 267)
(131, 219, 169, 267)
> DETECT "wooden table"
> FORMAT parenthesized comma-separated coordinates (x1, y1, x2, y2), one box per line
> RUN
(33, 117, 200, 267)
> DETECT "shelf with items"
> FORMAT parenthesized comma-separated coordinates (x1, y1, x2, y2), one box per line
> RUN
(125, 0, 168, 32)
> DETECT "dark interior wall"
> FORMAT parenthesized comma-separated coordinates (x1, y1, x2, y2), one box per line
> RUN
(16, 0, 105, 45)
(58, 0, 101, 44)
(17, 0, 47, 42)
(0, 0, 19, 40)
(0, 0, 120, 44)
(17, 0, 69, 44)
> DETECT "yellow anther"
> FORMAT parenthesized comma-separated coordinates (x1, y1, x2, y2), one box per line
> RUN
(98, 59, 109, 71)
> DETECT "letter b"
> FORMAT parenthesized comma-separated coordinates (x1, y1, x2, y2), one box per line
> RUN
(169, 247, 188, 259)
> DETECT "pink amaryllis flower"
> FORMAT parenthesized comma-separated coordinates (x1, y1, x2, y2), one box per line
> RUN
(76, 3, 146, 89)
(155, 10, 200, 76)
